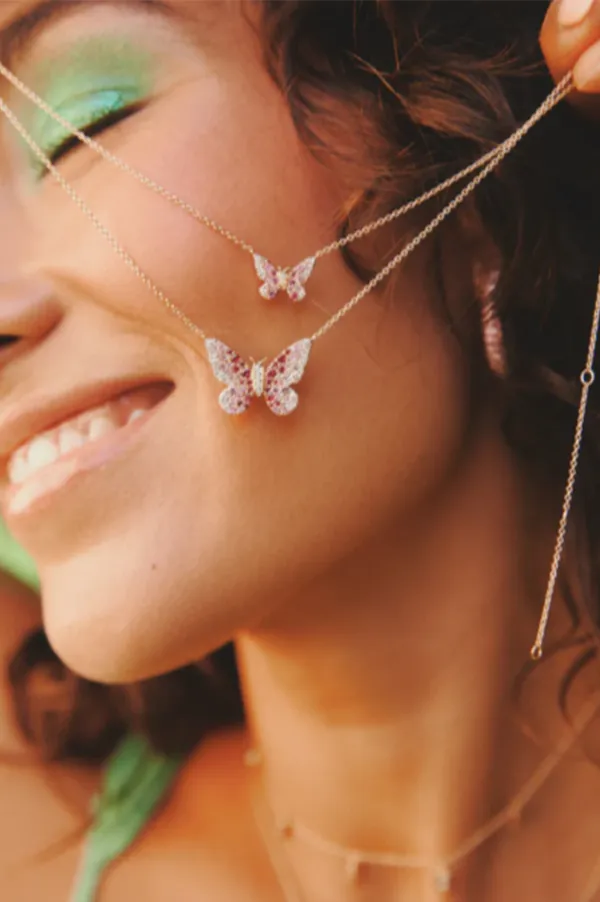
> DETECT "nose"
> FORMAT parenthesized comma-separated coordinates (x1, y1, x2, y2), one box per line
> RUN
(0, 276, 62, 364)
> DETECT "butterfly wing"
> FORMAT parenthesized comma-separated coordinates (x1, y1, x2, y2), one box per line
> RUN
(253, 254, 280, 300)
(285, 256, 316, 302)
(204, 338, 253, 415)
(263, 339, 312, 415)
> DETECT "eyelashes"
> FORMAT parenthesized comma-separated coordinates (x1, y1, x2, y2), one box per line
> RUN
(32, 90, 144, 177)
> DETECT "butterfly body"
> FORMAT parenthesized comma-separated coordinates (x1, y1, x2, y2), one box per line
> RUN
(250, 361, 265, 397)
(205, 338, 312, 416)
(253, 254, 316, 302)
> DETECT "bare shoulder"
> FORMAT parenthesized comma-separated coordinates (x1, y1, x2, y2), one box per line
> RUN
(103, 727, 271, 902)
(154, 726, 253, 837)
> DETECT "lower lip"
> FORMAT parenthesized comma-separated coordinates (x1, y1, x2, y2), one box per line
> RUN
(3, 402, 165, 520)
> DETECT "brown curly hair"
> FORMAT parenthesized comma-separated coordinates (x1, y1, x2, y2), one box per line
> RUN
(7, 0, 600, 764)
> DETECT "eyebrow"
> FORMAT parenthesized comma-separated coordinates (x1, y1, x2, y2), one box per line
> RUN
(0, 0, 173, 64)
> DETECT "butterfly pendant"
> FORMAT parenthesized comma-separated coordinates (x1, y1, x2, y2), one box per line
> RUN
(253, 254, 316, 302)
(204, 337, 312, 416)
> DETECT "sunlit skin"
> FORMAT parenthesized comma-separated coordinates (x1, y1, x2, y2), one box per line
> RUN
(0, 2, 599, 900)
(0, 569, 101, 902)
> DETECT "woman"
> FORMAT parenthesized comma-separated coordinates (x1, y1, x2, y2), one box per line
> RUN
(1, 0, 600, 899)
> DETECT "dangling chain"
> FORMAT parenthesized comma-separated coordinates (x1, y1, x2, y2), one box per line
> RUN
(530, 266, 600, 658)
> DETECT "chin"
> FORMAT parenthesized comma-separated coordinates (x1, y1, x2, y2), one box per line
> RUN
(37, 535, 271, 684)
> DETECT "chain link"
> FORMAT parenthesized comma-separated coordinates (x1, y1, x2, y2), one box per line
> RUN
(0, 61, 572, 268)
(530, 267, 600, 659)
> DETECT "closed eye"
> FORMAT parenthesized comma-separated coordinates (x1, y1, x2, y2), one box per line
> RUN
(41, 102, 143, 172)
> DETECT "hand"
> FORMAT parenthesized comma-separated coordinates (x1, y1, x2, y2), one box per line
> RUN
(541, 0, 600, 114)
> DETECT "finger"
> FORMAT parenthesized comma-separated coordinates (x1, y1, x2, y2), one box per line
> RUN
(574, 39, 600, 91)
(541, 0, 600, 111)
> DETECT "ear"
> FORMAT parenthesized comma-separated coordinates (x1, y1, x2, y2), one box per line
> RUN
(456, 201, 503, 297)
(473, 260, 501, 303)
(473, 258, 507, 378)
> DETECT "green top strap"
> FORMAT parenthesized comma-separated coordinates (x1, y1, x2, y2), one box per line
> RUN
(0, 528, 181, 899)
(0, 519, 39, 592)
(70, 734, 181, 902)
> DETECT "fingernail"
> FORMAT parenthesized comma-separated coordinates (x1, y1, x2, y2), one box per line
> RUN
(574, 39, 600, 90)
(558, 0, 594, 26)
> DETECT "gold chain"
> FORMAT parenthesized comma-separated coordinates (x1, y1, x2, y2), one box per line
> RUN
(0, 62, 572, 267)
(2, 48, 600, 902)
(531, 265, 600, 659)
(247, 693, 600, 902)
(310, 75, 572, 343)
(0, 61, 257, 257)
(0, 75, 571, 350)
(0, 96, 210, 342)
(0, 68, 589, 662)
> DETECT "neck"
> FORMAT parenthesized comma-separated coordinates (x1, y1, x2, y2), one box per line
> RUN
(235, 418, 584, 896)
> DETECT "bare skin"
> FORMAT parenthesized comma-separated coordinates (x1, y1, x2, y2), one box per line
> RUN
(0, 1, 599, 901)
(0, 572, 100, 902)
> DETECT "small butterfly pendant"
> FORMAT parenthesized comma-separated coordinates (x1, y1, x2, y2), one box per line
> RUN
(253, 254, 316, 302)
(204, 337, 312, 416)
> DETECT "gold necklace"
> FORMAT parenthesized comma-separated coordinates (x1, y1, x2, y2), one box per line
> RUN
(0, 75, 571, 418)
(245, 693, 600, 901)
(0, 62, 573, 305)
(0, 71, 596, 660)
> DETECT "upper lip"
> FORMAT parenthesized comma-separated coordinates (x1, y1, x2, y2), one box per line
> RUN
(0, 376, 171, 461)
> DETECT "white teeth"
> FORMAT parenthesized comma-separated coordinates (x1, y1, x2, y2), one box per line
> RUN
(58, 426, 84, 455)
(88, 415, 117, 441)
(28, 437, 58, 471)
(6, 387, 164, 489)
(7, 451, 29, 486)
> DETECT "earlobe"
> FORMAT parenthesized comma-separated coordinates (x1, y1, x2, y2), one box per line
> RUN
(473, 262, 507, 378)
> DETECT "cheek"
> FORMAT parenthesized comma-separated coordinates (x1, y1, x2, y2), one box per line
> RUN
(25, 62, 342, 341)
(213, 283, 470, 567)
(16, 47, 472, 680)
(39, 302, 469, 684)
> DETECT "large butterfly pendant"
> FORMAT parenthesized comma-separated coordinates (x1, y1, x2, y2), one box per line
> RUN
(204, 337, 312, 416)
(253, 254, 316, 302)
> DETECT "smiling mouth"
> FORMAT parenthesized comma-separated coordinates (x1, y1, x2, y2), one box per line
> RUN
(5, 382, 173, 508)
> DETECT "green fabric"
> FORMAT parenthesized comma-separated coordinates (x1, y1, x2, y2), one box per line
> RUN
(0, 519, 39, 591)
(0, 526, 180, 899)
(70, 734, 181, 902)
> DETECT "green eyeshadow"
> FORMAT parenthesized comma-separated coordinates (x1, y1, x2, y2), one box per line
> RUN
(16, 36, 158, 173)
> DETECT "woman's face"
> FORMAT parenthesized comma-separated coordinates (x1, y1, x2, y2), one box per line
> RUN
(0, 0, 476, 681)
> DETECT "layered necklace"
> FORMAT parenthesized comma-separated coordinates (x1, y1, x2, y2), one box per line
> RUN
(1, 44, 600, 902)
(0, 61, 573, 417)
